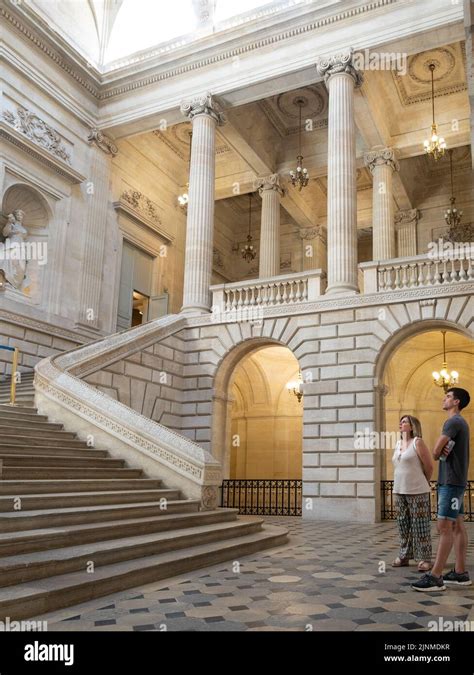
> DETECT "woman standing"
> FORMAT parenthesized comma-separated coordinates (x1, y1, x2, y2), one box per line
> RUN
(392, 415, 433, 571)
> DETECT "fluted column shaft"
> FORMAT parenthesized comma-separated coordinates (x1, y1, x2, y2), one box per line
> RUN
(258, 174, 282, 278)
(365, 147, 399, 260)
(395, 209, 419, 257)
(318, 52, 362, 294)
(180, 94, 224, 314)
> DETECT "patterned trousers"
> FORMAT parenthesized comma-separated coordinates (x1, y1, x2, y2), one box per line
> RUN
(395, 493, 432, 561)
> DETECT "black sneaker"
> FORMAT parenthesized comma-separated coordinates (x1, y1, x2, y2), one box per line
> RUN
(443, 570, 472, 586)
(412, 573, 446, 592)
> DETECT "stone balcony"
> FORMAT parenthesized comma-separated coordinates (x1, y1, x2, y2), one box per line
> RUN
(210, 253, 474, 314)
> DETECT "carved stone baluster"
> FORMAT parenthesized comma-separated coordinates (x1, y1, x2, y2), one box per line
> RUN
(295, 279, 302, 302)
(468, 257, 474, 281)
(417, 262, 424, 286)
(459, 257, 468, 281)
(433, 261, 441, 285)
(288, 281, 295, 303)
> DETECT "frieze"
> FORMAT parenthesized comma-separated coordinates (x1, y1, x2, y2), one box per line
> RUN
(3, 107, 71, 163)
(121, 189, 161, 225)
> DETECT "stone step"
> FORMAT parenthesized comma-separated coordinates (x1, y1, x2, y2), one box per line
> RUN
(0, 478, 163, 495)
(0, 523, 288, 619)
(0, 416, 63, 429)
(1, 466, 143, 481)
(0, 518, 263, 588)
(0, 488, 181, 513)
(0, 499, 200, 532)
(0, 454, 125, 469)
(0, 446, 108, 458)
(0, 509, 238, 556)
(0, 435, 88, 448)
(0, 405, 38, 415)
(0, 425, 77, 439)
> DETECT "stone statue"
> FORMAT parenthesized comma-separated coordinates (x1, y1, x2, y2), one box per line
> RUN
(1, 209, 28, 290)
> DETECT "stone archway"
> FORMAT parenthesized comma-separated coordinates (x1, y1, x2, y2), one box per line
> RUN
(211, 337, 302, 480)
(373, 319, 474, 518)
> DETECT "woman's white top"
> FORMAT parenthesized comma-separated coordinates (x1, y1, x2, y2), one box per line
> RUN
(392, 437, 430, 495)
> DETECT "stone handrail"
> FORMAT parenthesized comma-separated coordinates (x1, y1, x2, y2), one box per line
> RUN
(210, 269, 326, 312)
(33, 314, 222, 509)
(360, 253, 474, 293)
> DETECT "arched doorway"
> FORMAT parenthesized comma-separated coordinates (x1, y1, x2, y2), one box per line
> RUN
(212, 339, 303, 515)
(376, 324, 474, 519)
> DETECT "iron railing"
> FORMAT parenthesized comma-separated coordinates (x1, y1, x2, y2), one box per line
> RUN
(381, 480, 474, 521)
(221, 479, 302, 516)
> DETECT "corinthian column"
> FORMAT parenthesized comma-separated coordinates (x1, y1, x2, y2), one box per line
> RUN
(395, 209, 419, 257)
(317, 50, 363, 294)
(257, 174, 282, 278)
(180, 93, 225, 313)
(364, 147, 399, 260)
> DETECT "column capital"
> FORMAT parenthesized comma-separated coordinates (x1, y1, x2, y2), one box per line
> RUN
(257, 173, 283, 196)
(364, 147, 399, 174)
(395, 208, 420, 227)
(317, 49, 363, 88)
(180, 93, 225, 125)
(87, 128, 118, 156)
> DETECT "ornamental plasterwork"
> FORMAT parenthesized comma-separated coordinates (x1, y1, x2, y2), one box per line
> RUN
(392, 43, 467, 106)
(259, 85, 328, 137)
(87, 128, 118, 156)
(2, 107, 71, 163)
(298, 226, 326, 243)
(121, 189, 162, 225)
(395, 209, 420, 227)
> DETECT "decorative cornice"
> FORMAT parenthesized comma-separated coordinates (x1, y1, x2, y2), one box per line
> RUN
(88, 128, 118, 156)
(317, 49, 364, 88)
(395, 209, 420, 226)
(0, 120, 86, 184)
(180, 93, 225, 125)
(4, 0, 397, 102)
(257, 173, 283, 196)
(113, 189, 174, 244)
(1, 5, 100, 98)
(364, 147, 399, 174)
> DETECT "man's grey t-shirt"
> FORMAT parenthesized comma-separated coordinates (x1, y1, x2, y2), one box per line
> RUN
(438, 414, 470, 487)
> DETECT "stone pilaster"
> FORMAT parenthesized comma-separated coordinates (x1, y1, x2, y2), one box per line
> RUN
(395, 209, 419, 257)
(257, 174, 282, 278)
(77, 131, 117, 328)
(317, 50, 363, 294)
(364, 147, 399, 260)
(180, 94, 225, 313)
(298, 226, 327, 272)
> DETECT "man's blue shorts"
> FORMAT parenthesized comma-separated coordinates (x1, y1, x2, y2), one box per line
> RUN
(437, 484, 465, 521)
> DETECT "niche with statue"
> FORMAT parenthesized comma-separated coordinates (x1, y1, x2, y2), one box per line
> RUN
(0, 184, 49, 303)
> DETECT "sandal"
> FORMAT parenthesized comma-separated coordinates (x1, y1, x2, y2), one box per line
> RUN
(392, 557, 409, 567)
(417, 561, 432, 572)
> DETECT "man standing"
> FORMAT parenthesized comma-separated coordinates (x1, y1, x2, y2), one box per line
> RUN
(412, 387, 471, 592)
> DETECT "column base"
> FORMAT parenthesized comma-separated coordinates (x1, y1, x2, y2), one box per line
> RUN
(180, 304, 211, 315)
(325, 284, 359, 296)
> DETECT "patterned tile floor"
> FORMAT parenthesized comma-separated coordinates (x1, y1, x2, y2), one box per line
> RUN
(35, 518, 474, 632)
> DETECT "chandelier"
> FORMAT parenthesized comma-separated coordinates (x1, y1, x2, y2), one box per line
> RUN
(432, 331, 459, 393)
(423, 63, 446, 160)
(444, 149, 463, 228)
(289, 98, 309, 191)
(178, 130, 192, 212)
(286, 369, 304, 403)
(241, 192, 256, 263)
